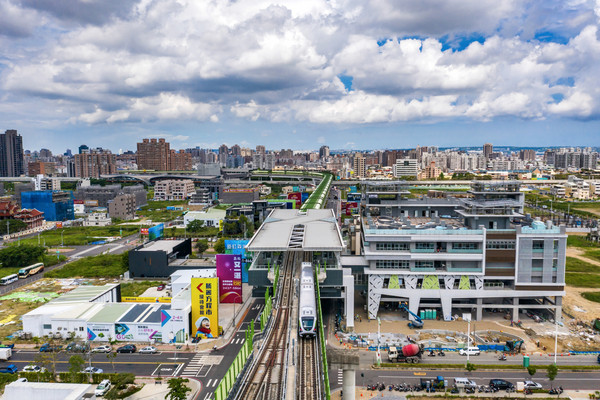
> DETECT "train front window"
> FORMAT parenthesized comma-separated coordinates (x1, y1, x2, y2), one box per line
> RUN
(301, 317, 314, 330)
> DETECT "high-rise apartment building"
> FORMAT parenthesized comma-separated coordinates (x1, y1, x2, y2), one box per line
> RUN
(353, 154, 366, 178)
(394, 159, 418, 178)
(256, 145, 266, 155)
(137, 138, 171, 171)
(170, 150, 192, 171)
(519, 149, 536, 161)
(319, 145, 330, 159)
(0, 129, 24, 177)
(74, 149, 117, 178)
(483, 143, 494, 159)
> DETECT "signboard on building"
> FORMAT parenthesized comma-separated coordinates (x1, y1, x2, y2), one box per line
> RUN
(148, 223, 164, 240)
(140, 228, 149, 235)
(191, 277, 219, 338)
(121, 297, 171, 303)
(87, 324, 112, 341)
(287, 192, 302, 209)
(84, 200, 99, 207)
(347, 193, 361, 202)
(160, 308, 187, 343)
(225, 239, 250, 283)
(216, 254, 242, 304)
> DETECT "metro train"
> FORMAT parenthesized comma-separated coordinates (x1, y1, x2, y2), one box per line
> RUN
(298, 262, 317, 337)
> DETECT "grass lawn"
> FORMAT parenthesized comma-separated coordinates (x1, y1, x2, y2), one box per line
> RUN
(137, 200, 187, 222)
(567, 235, 600, 249)
(566, 272, 600, 288)
(581, 292, 600, 303)
(162, 227, 219, 238)
(566, 257, 600, 273)
(120, 281, 159, 297)
(45, 254, 127, 278)
(0, 266, 22, 277)
(14, 226, 140, 247)
(582, 248, 600, 263)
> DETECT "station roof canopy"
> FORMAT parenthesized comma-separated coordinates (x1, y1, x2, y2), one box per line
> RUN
(246, 209, 345, 252)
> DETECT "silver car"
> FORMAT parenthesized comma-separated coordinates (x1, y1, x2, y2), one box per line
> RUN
(139, 346, 157, 354)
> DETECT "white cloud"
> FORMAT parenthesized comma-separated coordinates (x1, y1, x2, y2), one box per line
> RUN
(2, 0, 600, 129)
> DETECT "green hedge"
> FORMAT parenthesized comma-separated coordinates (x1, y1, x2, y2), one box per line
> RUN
(375, 363, 600, 370)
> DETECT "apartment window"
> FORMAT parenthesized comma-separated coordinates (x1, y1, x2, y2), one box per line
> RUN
(486, 240, 515, 250)
(43, 324, 52, 330)
(453, 242, 478, 250)
(415, 261, 434, 268)
(554, 240, 559, 251)
(376, 242, 410, 251)
(532, 259, 543, 271)
(415, 242, 434, 250)
(552, 259, 558, 269)
(532, 240, 544, 250)
(375, 260, 409, 269)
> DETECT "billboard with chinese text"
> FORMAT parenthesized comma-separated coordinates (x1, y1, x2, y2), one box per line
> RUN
(191, 277, 219, 339)
(216, 254, 242, 303)
(148, 223, 164, 240)
(225, 239, 250, 283)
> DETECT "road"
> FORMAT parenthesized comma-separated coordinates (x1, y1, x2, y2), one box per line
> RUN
(329, 368, 600, 391)
(0, 234, 140, 295)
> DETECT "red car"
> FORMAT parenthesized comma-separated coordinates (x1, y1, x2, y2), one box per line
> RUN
(157, 284, 165, 291)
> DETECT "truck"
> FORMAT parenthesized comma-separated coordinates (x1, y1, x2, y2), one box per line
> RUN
(387, 344, 423, 363)
(0, 347, 11, 361)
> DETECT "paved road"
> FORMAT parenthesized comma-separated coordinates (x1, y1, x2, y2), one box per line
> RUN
(329, 368, 600, 391)
(184, 299, 264, 400)
(0, 234, 139, 295)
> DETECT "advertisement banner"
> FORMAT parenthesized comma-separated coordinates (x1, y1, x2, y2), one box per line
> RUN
(347, 192, 361, 202)
(301, 192, 310, 202)
(287, 192, 302, 209)
(225, 240, 250, 283)
(148, 223, 164, 240)
(160, 308, 187, 343)
(140, 228, 149, 235)
(87, 324, 112, 341)
(121, 296, 171, 303)
(115, 323, 134, 341)
(191, 277, 219, 338)
(216, 254, 242, 304)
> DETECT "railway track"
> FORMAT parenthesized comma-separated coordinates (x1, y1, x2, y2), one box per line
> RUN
(235, 252, 297, 400)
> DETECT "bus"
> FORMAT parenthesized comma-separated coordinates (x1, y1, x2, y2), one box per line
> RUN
(0, 274, 18, 286)
(18, 263, 44, 279)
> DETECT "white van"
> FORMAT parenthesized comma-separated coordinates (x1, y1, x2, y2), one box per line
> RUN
(459, 346, 481, 356)
(454, 377, 477, 389)
(95, 379, 111, 396)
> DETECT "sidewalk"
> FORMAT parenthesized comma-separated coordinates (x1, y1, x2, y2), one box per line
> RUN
(126, 377, 201, 400)
(331, 388, 597, 399)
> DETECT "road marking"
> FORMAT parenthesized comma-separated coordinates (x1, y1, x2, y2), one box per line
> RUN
(108, 244, 125, 253)
(203, 392, 212, 400)
(337, 369, 343, 384)
(206, 379, 213, 387)
(413, 372, 426, 376)
(71, 245, 101, 257)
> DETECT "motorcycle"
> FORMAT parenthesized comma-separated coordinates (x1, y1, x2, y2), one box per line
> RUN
(428, 350, 436, 357)
(378, 383, 385, 391)
(524, 388, 533, 395)
(437, 350, 445, 356)
(499, 354, 507, 361)
(549, 387, 564, 395)
(450, 387, 460, 394)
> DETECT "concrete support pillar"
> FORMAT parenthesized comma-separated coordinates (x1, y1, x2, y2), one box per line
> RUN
(342, 369, 355, 400)
(555, 296, 563, 322)
(408, 296, 421, 321)
(440, 296, 452, 321)
(476, 298, 483, 321)
(512, 298, 519, 321)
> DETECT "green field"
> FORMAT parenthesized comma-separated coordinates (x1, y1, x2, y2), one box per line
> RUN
(45, 253, 127, 278)
(566, 257, 600, 273)
(565, 272, 600, 288)
(120, 281, 160, 297)
(581, 292, 600, 303)
(162, 226, 219, 238)
(137, 200, 187, 222)
(567, 235, 600, 248)
(13, 226, 139, 247)
(525, 192, 600, 219)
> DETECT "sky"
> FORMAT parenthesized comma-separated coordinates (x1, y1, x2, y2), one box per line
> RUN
(1, 0, 600, 153)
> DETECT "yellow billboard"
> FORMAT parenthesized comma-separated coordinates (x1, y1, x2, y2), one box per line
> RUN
(191, 278, 219, 338)
(121, 296, 171, 303)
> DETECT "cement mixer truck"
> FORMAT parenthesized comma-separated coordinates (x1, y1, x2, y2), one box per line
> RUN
(387, 344, 423, 363)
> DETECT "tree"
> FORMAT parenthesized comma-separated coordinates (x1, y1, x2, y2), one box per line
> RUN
(527, 365, 537, 380)
(106, 351, 118, 373)
(166, 377, 192, 400)
(195, 240, 208, 256)
(68, 355, 86, 382)
(187, 220, 205, 233)
(546, 364, 558, 388)
(465, 362, 476, 373)
(214, 237, 225, 254)
(0, 219, 27, 235)
(0, 244, 46, 269)
(121, 251, 129, 270)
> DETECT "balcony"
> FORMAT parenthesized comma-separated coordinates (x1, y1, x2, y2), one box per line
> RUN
(448, 248, 482, 254)
(411, 248, 435, 253)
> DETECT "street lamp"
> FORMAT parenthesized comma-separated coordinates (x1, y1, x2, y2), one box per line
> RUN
(61, 230, 65, 247)
(465, 316, 471, 368)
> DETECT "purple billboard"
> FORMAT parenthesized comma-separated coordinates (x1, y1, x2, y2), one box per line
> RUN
(216, 254, 242, 304)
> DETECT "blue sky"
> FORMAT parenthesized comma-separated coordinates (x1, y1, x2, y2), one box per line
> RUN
(1, 0, 600, 152)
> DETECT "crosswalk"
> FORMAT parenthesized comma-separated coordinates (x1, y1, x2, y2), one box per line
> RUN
(337, 369, 343, 385)
(231, 337, 245, 345)
(180, 354, 223, 377)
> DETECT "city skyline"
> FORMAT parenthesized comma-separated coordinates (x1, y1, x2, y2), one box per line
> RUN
(2, 1, 600, 151)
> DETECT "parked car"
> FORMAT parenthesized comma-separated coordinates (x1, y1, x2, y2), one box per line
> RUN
(0, 364, 18, 374)
(91, 345, 112, 353)
(39, 343, 62, 352)
(489, 379, 514, 390)
(82, 366, 104, 374)
(157, 284, 166, 291)
(458, 347, 481, 356)
(66, 342, 89, 353)
(16, 378, 27, 382)
(523, 381, 543, 389)
(22, 365, 46, 373)
(139, 346, 157, 354)
(117, 344, 137, 353)
(95, 379, 111, 396)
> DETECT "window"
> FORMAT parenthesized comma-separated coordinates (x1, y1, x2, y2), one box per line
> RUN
(486, 240, 515, 250)
(532, 240, 544, 250)
(552, 259, 558, 269)
(376, 242, 409, 251)
(415, 242, 434, 250)
(453, 242, 478, 250)
(554, 240, 559, 251)
(43, 324, 52, 330)
(375, 260, 409, 269)
(415, 261, 434, 268)
(79, 327, 84, 331)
